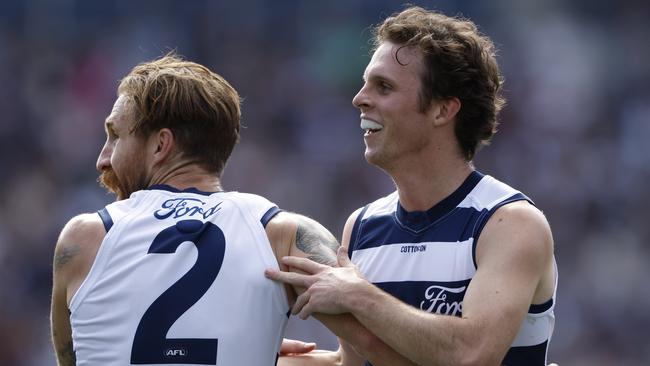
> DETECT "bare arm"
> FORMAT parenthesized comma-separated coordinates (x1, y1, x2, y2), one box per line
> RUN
(267, 211, 417, 366)
(50, 214, 105, 366)
(285, 201, 555, 366)
(51, 279, 75, 366)
(277, 339, 365, 366)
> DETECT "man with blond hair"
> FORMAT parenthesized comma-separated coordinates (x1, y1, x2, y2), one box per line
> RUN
(50, 54, 364, 365)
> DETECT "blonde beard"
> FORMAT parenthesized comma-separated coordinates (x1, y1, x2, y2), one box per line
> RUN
(98, 168, 128, 200)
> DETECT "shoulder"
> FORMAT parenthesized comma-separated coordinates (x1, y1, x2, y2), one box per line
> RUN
(477, 200, 553, 267)
(341, 191, 398, 246)
(341, 207, 364, 247)
(266, 211, 339, 266)
(223, 191, 276, 210)
(54, 213, 106, 287)
(58, 213, 105, 244)
(265, 212, 333, 239)
(488, 200, 552, 242)
(364, 191, 399, 218)
(265, 211, 298, 249)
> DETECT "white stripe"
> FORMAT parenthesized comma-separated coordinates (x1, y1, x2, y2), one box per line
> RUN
(511, 260, 557, 347)
(351, 239, 476, 283)
(511, 311, 555, 347)
(458, 175, 519, 211)
(363, 192, 398, 219)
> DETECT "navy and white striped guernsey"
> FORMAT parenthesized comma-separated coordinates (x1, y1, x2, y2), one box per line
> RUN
(348, 171, 556, 366)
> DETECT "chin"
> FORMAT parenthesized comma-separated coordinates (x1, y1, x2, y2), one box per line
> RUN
(364, 150, 383, 167)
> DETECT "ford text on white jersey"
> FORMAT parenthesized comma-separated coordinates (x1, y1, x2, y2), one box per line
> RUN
(69, 185, 289, 366)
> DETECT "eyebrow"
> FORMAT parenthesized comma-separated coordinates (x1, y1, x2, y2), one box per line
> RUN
(365, 72, 395, 85)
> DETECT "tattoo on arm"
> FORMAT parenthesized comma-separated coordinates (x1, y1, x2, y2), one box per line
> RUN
(295, 217, 339, 266)
(54, 244, 80, 272)
(52, 319, 76, 366)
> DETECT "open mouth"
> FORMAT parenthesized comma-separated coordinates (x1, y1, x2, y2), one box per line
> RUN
(360, 118, 383, 136)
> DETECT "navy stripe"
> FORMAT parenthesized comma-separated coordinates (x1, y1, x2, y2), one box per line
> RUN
(396, 170, 483, 229)
(471, 193, 532, 268)
(348, 205, 369, 258)
(375, 279, 470, 314)
(97, 208, 113, 232)
(502, 340, 548, 366)
(529, 298, 553, 314)
(261, 206, 281, 227)
(147, 184, 221, 196)
(355, 206, 485, 251)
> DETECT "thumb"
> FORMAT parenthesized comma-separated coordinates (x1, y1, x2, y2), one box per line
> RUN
(337, 246, 353, 267)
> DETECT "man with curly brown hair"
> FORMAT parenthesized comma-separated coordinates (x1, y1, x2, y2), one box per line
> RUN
(271, 6, 557, 366)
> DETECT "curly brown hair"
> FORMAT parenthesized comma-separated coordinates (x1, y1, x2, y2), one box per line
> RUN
(374, 6, 505, 160)
(117, 52, 241, 176)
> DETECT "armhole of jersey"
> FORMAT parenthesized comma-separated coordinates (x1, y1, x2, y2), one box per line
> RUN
(529, 257, 559, 315)
(348, 205, 369, 259)
(261, 206, 281, 227)
(97, 207, 114, 232)
(237, 200, 289, 316)
(471, 193, 532, 269)
(69, 211, 119, 313)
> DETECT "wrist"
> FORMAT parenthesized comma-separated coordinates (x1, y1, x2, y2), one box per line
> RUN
(344, 279, 375, 315)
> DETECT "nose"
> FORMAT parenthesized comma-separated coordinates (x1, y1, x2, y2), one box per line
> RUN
(352, 83, 370, 111)
(96, 141, 112, 172)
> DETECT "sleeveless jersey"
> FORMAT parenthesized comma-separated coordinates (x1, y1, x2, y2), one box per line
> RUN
(348, 171, 557, 366)
(69, 185, 289, 366)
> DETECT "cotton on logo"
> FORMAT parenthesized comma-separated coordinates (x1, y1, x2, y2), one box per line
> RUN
(164, 348, 187, 357)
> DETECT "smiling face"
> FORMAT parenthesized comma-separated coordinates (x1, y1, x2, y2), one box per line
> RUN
(96, 94, 152, 200)
(353, 42, 438, 171)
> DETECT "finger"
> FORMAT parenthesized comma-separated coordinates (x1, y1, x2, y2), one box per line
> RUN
(292, 290, 311, 315)
(265, 269, 313, 287)
(282, 256, 328, 274)
(297, 302, 314, 320)
(279, 338, 317, 355)
(337, 246, 353, 267)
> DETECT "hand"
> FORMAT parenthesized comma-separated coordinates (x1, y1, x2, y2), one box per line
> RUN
(265, 247, 368, 319)
(279, 338, 317, 356)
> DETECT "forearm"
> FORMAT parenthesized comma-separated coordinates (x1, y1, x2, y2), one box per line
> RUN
(314, 313, 418, 366)
(51, 301, 76, 366)
(278, 350, 341, 366)
(347, 284, 481, 366)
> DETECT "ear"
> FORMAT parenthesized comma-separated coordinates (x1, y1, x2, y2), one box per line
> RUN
(431, 97, 461, 127)
(150, 128, 175, 165)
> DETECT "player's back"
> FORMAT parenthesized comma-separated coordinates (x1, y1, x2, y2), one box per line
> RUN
(69, 185, 289, 366)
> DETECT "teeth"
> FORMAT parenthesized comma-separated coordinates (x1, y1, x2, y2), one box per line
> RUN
(360, 119, 383, 131)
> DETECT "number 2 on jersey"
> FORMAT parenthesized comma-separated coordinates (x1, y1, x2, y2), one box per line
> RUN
(131, 220, 225, 365)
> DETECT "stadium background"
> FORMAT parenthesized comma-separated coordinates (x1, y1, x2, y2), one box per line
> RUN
(1, 0, 648, 364)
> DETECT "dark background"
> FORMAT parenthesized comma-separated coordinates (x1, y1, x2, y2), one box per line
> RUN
(1, 0, 648, 364)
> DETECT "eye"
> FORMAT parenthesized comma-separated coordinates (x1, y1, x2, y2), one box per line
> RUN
(107, 126, 119, 140)
(378, 81, 392, 94)
(104, 130, 119, 147)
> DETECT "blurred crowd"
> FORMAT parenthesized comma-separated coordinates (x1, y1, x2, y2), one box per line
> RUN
(1, 0, 648, 364)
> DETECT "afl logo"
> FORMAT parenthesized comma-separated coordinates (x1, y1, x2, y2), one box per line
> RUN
(164, 348, 187, 357)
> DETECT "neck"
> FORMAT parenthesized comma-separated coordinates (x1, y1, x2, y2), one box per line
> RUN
(148, 160, 222, 193)
(387, 155, 474, 212)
